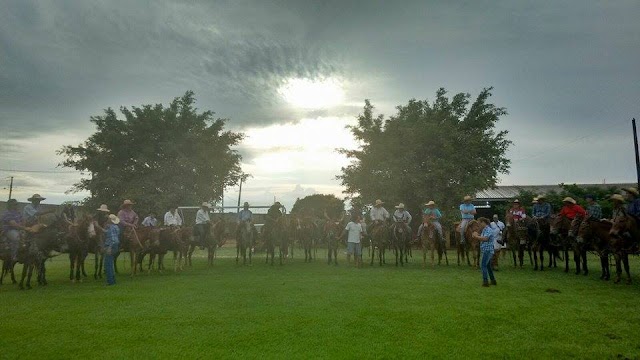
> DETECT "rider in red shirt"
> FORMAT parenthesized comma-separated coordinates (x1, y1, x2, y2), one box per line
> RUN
(558, 197, 587, 219)
(507, 199, 527, 221)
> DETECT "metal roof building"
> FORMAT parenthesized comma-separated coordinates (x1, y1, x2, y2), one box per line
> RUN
(474, 183, 635, 202)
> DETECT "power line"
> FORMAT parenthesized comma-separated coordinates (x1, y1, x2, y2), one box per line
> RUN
(0, 167, 81, 174)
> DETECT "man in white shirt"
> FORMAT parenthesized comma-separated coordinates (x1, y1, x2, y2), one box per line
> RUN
(195, 202, 211, 249)
(392, 203, 412, 234)
(164, 207, 183, 227)
(369, 199, 389, 232)
(340, 213, 363, 267)
(141, 212, 158, 227)
(490, 214, 505, 270)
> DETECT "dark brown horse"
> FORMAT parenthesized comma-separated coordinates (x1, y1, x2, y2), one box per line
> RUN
(576, 219, 612, 281)
(294, 217, 316, 263)
(609, 214, 639, 284)
(369, 221, 388, 266)
(324, 220, 341, 265)
(18, 219, 68, 289)
(209, 219, 226, 266)
(549, 215, 573, 272)
(454, 222, 470, 266)
(530, 217, 551, 271)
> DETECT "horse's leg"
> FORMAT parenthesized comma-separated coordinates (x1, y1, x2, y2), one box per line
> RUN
(582, 249, 589, 276)
(564, 243, 570, 273)
(623, 253, 631, 284)
(69, 254, 74, 281)
(26, 263, 34, 289)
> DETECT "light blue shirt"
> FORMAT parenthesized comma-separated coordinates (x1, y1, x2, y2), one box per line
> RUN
(238, 209, 252, 222)
(459, 203, 475, 220)
(22, 204, 39, 223)
(422, 208, 442, 222)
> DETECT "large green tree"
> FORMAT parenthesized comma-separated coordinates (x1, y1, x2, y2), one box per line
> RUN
(58, 91, 244, 214)
(338, 88, 511, 226)
(290, 194, 345, 219)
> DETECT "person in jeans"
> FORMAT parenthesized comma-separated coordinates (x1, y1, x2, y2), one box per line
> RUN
(95, 214, 121, 286)
(473, 217, 497, 287)
(340, 214, 363, 267)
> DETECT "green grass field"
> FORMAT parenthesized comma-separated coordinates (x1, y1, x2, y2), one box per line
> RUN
(2, 246, 640, 359)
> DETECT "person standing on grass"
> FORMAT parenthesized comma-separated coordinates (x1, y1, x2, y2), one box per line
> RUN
(94, 214, 121, 286)
(490, 214, 505, 270)
(473, 217, 497, 287)
(340, 213, 363, 267)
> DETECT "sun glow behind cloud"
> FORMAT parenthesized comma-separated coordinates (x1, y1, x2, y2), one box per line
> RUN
(278, 78, 345, 109)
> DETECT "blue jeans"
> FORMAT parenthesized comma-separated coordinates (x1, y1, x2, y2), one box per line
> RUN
(481, 249, 495, 283)
(104, 245, 118, 285)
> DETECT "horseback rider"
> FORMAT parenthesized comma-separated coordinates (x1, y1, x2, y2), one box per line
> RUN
(584, 195, 602, 220)
(22, 194, 47, 226)
(61, 203, 76, 225)
(141, 211, 158, 227)
(195, 202, 211, 248)
(558, 197, 586, 237)
(2, 199, 25, 262)
(163, 206, 182, 227)
(623, 187, 640, 218)
(416, 200, 443, 240)
(507, 199, 527, 222)
(236, 202, 257, 240)
(117, 199, 139, 229)
(369, 199, 389, 231)
(392, 203, 412, 234)
(459, 195, 476, 243)
(532, 195, 552, 220)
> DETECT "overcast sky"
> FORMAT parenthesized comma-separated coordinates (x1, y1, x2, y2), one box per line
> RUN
(1, 0, 639, 210)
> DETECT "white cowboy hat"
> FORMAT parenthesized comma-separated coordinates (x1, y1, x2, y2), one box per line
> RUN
(624, 187, 639, 196)
(96, 204, 110, 212)
(395, 203, 405, 209)
(610, 194, 625, 202)
(27, 194, 46, 201)
(463, 195, 472, 201)
(108, 214, 120, 225)
(425, 201, 436, 206)
(201, 202, 211, 208)
(513, 199, 520, 203)
(562, 197, 576, 204)
(122, 199, 135, 206)
(532, 198, 538, 203)
(374, 199, 384, 206)
(537, 194, 546, 200)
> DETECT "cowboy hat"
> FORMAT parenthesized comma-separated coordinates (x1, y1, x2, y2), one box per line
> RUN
(201, 202, 211, 208)
(537, 194, 546, 200)
(513, 199, 520, 203)
(96, 204, 110, 212)
(395, 203, 405, 209)
(425, 201, 436, 206)
(562, 197, 576, 204)
(27, 194, 46, 202)
(243, 202, 250, 206)
(532, 198, 538, 204)
(374, 199, 384, 206)
(463, 195, 472, 201)
(624, 187, 639, 196)
(610, 194, 625, 202)
(108, 214, 120, 225)
(122, 199, 135, 206)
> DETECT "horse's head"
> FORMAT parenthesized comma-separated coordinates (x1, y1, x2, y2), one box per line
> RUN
(549, 215, 569, 235)
(610, 215, 630, 238)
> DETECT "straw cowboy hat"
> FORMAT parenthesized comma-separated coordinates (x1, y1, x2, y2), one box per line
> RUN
(374, 199, 384, 206)
(27, 194, 46, 202)
(537, 194, 546, 200)
(463, 195, 473, 201)
(122, 199, 135, 206)
(610, 194, 625, 202)
(395, 203, 405, 209)
(562, 197, 576, 204)
(108, 214, 120, 225)
(532, 198, 538, 204)
(624, 187, 639, 196)
(96, 204, 110, 212)
(201, 202, 211, 208)
(513, 199, 520, 203)
(425, 201, 436, 206)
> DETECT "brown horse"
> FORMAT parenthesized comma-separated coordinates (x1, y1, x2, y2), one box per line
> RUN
(504, 213, 533, 267)
(454, 222, 470, 266)
(576, 219, 612, 281)
(463, 219, 483, 268)
(210, 219, 226, 266)
(369, 221, 388, 266)
(324, 220, 341, 265)
(609, 214, 640, 284)
(549, 215, 573, 273)
(294, 217, 316, 263)
(18, 219, 68, 289)
(421, 219, 447, 267)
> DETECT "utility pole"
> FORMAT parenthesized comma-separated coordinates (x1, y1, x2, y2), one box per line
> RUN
(8, 176, 13, 200)
(633, 118, 640, 189)
(236, 173, 251, 213)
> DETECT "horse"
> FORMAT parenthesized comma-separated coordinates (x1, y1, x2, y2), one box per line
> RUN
(462, 219, 483, 268)
(390, 221, 410, 266)
(454, 222, 471, 266)
(569, 215, 592, 276)
(65, 221, 88, 282)
(549, 215, 573, 273)
(237, 220, 254, 265)
(576, 219, 612, 281)
(504, 214, 532, 267)
(530, 217, 551, 271)
(274, 216, 291, 265)
(0, 236, 18, 284)
(18, 218, 68, 290)
(421, 219, 448, 267)
(609, 214, 640, 284)
(294, 217, 315, 263)
(369, 221, 388, 266)
(324, 220, 341, 265)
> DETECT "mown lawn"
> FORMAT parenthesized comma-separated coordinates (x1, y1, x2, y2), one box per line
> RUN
(2, 247, 640, 359)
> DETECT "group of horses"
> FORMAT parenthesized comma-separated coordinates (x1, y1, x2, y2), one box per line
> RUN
(2, 209, 639, 289)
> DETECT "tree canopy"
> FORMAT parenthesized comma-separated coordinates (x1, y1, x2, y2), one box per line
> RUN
(337, 88, 511, 223)
(290, 194, 345, 219)
(58, 91, 243, 214)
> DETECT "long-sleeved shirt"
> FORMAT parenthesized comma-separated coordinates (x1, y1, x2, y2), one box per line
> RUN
(393, 210, 412, 223)
(117, 209, 139, 226)
(369, 207, 389, 222)
(612, 206, 626, 222)
(532, 202, 552, 218)
(627, 199, 640, 217)
(479, 226, 495, 253)
(104, 224, 120, 248)
(141, 216, 157, 227)
(508, 207, 527, 221)
(586, 204, 602, 220)
(2, 210, 23, 232)
(238, 209, 252, 222)
(422, 208, 442, 222)
(22, 204, 40, 223)
(459, 203, 476, 220)
(195, 209, 210, 224)
(164, 211, 182, 226)
(558, 204, 587, 220)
